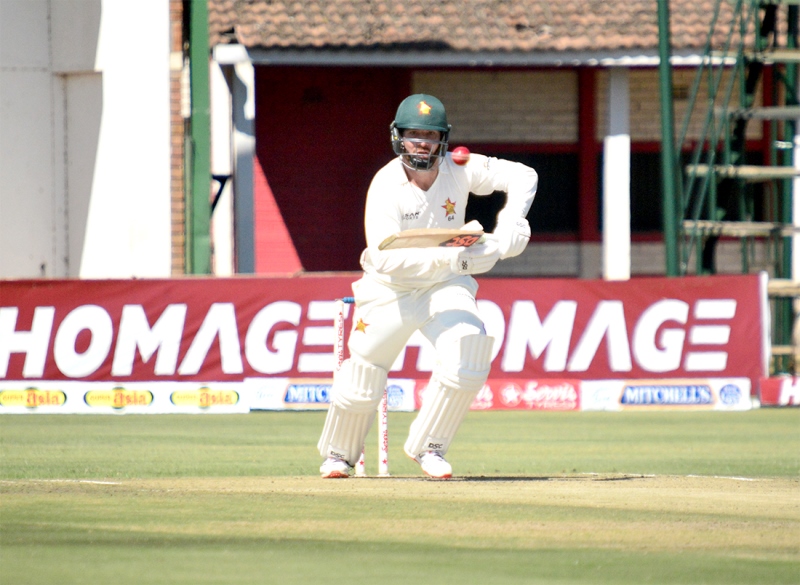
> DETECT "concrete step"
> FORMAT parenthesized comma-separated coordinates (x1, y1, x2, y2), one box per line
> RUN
(767, 279, 800, 297)
(771, 345, 799, 357)
(682, 219, 798, 237)
(746, 47, 800, 63)
(690, 164, 800, 181)
(727, 105, 800, 120)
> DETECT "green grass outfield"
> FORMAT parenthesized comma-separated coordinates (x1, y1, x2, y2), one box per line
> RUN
(1, 410, 798, 584)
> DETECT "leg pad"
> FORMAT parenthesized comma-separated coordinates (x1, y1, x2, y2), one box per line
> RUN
(318, 403, 375, 465)
(404, 334, 494, 458)
(317, 359, 388, 466)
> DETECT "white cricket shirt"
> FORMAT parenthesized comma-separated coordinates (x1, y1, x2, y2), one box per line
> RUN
(359, 152, 538, 290)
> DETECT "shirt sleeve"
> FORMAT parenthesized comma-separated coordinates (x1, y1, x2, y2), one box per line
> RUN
(467, 154, 538, 224)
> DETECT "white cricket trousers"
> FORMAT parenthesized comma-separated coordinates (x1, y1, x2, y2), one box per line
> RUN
(347, 274, 486, 370)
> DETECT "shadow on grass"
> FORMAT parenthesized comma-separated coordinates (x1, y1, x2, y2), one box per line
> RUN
(459, 474, 645, 482)
(355, 474, 648, 482)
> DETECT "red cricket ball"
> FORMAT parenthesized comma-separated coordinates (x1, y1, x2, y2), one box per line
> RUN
(451, 146, 470, 165)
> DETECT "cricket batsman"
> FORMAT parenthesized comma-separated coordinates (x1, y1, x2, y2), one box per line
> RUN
(318, 94, 537, 478)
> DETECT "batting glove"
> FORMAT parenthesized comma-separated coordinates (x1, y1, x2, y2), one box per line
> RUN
(449, 238, 501, 275)
(491, 217, 531, 259)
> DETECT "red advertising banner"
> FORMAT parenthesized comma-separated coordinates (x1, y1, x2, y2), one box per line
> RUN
(472, 275, 766, 385)
(759, 377, 800, 406)
(1, 274, 766, 392)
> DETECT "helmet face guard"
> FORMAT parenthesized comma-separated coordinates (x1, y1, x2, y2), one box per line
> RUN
(390, 94, 451, 172)
(391, 124, 449, 171)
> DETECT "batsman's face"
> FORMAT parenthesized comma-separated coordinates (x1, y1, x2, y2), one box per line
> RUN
(402, 129, 442, 160)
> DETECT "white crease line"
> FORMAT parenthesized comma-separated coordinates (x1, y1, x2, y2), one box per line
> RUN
(578, 473, 655, 477)
(686, 474, 757, 481)
(580, 473, 759, 481)
(14, 479, 123, 485)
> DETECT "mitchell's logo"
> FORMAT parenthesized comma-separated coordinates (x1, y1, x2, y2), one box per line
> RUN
(0, 388, 66, 408)
(285, 383, 330, 403)
(418, 101, 432, 115)
(621, 384, 712, 406)
(170, 388, 239, 407)
(84, 387, 153, 408)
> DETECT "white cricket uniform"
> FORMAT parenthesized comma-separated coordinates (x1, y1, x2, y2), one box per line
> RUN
(318, 150, 537, 467)
(348, 152, 538, 369)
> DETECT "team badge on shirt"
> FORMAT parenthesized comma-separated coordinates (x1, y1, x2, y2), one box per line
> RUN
(442, 198, 456, 219)
(354, 318, 369, 333)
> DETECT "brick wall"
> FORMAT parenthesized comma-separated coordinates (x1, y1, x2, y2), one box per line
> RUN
(414, 70, 578, 143)
(413, 68, 762, 145)
(595, 67, 763, 142)
(169, 0, 185, 276)
(489, 239, 770, 278)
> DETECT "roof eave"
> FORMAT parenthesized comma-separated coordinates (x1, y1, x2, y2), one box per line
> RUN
(214, 44, 709, 67)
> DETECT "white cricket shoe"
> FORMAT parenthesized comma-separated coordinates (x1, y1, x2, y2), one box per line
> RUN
(416, 451, 452, 479)
(320, 457, 352, 479)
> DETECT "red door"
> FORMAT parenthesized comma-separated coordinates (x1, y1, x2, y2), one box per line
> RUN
(254, 67, 409, 272)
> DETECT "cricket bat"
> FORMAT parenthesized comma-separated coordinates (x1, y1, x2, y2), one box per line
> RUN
(378, 227, 485, 250)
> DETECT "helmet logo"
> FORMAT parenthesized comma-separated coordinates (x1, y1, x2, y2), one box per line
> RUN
(418, 101, 432, 115)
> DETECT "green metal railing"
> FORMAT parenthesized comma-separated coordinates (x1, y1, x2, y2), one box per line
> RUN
(674, 0, 751, 274)
(186, 0, 212, 275)
(661, 0, 798, 374)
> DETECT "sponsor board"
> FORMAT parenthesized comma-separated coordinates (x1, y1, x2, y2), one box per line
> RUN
(0, 275, 767, 413)
(247, 377, 416, 411)
(759, 377, 800, 406)
(0, 381, 249, 414)
(581, 378, 752, 411)
(412, 379, 581, 411)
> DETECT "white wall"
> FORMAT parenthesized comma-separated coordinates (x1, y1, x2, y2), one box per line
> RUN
(0, 0, 172, 279)
(1, 0, 57, 277)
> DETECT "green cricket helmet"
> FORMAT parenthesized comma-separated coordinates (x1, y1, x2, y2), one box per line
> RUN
(390, 94, 451, 171)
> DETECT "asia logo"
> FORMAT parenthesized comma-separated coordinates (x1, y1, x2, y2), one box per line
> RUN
(0, 388, 66, 408)
(85, 387, 153, 408)
(170, 388, 238, 407)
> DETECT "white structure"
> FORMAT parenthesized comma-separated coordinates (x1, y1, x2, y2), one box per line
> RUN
(603, 67, 631, 281)
(0, 0, 172, 278)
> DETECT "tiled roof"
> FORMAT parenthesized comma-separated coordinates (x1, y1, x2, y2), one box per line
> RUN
(208, 0, 754, 54)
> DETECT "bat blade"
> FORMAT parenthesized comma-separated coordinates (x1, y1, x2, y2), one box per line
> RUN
(378, 228, 485, 250)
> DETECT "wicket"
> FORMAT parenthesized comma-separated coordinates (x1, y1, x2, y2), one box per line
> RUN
(334, 297, 389, 477)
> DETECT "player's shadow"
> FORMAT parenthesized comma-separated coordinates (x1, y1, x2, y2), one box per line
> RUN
(455, 475, 643, 482)
(367, 474, 645, 482)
